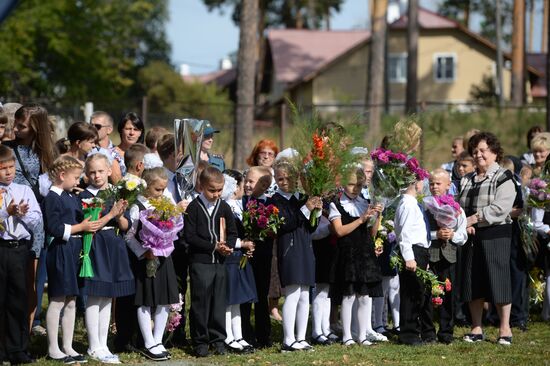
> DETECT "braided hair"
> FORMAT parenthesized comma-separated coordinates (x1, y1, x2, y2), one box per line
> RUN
(48, 155, 83, 182)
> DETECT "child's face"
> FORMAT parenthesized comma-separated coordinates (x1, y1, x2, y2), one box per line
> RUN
(533, 148, 550, 167)
(343, 174, 364, 199)
(145, 178, 167, 199)
(86, 159, 111, 189)
(232, 180, 244, 200)
(274, 169, 296, 194)
(202, 180, 224, 202)
(244, 170, 271, 196)
(78, 138, 96, 156)
(361, 160, 374, 186)
(14, 116, 33, 143)
(60, 168, 82, 191)
(457, 160, 475, 177)
(429, 174, 451, 196)
(0, 159, 16, 185)
(451, 139, 464, 159)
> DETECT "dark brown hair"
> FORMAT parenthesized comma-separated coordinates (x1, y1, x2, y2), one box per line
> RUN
(124, 143, 149, 168)
(145, 126, 169, 150)
(157, 133, 175, 161)
(467, 132, 504, 163)
(199, 166, 224, 185)
(67, 121, 99, 144)
(526, 125, 543, 149)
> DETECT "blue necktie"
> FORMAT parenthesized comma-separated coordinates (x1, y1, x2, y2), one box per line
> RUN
(418, 202, 432, 243)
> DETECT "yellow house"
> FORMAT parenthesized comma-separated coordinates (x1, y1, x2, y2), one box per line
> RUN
(261, 7, 543, 116)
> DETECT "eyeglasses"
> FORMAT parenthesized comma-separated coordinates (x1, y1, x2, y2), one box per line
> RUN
(258, 151, 275, 158)
(92, 124, 109, 130)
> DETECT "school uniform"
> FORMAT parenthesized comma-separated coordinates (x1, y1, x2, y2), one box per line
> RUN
(184, 194, 238, 351)
(394, 193, 434, 345)
(79, 187, 135, 298)
(426, 206, 467, 342)
(270, 190, 316, 288)
(0, 182, 41, 361)
(328, 194, 383, 297)
(239, 194, 274, 347)
(43, 186, 84, 298)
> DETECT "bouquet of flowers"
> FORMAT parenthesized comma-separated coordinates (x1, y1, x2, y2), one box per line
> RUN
(390, 253, 451, 306)
(422, 194, 462, 245)
(374, 215, 396, 251)
(139, 196, 184, 277)
(529, 267, 546, 305)
(166, 293, 184, 335)
(80, 197, 104, 278)
(369, 148, 430, 210)
(527, 177, 550, 210)
(99, 175, 147, 207)
(240, 199, 284, 268)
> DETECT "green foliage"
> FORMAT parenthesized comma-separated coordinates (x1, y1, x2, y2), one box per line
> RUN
(0, 0, 170, 102)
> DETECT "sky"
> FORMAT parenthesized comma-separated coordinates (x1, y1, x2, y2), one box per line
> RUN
(166, 0, 544, 76)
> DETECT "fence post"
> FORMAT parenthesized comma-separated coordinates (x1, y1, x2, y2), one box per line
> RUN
(142, 96, 148, 125)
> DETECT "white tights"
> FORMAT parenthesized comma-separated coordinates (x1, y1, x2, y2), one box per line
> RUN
(282, 284, 310, 346)
(47, 296, 79, 359)
(137, 305, 170, 355)
(373, 275, 400, 331)
(311, 283, 331, 338)
(85, 296, 113, 355)
(225, 304, 251, 349)
(341, 294, 374, 342)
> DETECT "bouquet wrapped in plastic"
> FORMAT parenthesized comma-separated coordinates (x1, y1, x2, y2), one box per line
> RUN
(423, 194, 462, 246)
(527, 177, 550, 210)
(80, 197, 104, 278)
(139, 196, 184, 277)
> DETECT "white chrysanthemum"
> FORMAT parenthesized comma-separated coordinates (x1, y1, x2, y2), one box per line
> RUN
(143, 153, 164, 170)
(221, 174, 237, 201)
(351, 146, 369, 156)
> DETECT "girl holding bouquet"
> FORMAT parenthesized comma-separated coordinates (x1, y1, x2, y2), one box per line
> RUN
(221, 171, 257, 353)
(329, 167, 384, 346)
(43, 156, 101, 364)
(80, 153, 135, 363)
(126, 155, 179, 361)
(271, 160, 321, 352)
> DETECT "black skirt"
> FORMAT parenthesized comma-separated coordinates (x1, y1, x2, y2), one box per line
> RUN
(134, 256, 179, 307)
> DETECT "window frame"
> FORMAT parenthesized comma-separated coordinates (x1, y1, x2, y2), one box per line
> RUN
(433, 53, 457, 83)
(388, 52, 408, 84)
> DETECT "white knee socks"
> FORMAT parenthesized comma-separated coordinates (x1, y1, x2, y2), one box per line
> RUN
(137, 305, 169, 355)
(341, 295, 355, 342)
(225, 305, 248, 349)
(357, 295, 374, 340)
(282, 284, 310, 347)
(312, 284, 331, 339)
(388, 275, 400, 328)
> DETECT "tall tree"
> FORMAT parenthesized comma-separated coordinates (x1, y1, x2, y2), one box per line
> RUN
(546, 0, 550, 130)
(495, 0, 505, 107)
(543, 0, 549, 52)
(0, 0, 170, 103)
(406, 0, 419, 114)
(439, 0, 471, 27)
(234, 0, 258, 170)
(511, 0, 525, 106)
(366, 0, 387, 141)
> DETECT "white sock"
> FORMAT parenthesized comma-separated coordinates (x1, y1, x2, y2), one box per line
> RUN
(98, 297, 112, 353)
(153, 306, 169, 352)
(231, 304, 247, 344)
(296, 286, 310, 343)
(341, 295, 356, 341)
(388, 275, 400, 328)
(357, 295, 374, 341)
(312, 284, 330, 338)
(47, 297, 67, 359)
(137, 306, 157, 352)
(62, 298, 79, 357)
(351, 298, 359, 339)
(225, 306, 235, 343)
(85, 296, 102, 353)
(282, 284, 303, 348)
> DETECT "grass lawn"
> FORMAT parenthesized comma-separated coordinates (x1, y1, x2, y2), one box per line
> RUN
(28, 317, 550, 365)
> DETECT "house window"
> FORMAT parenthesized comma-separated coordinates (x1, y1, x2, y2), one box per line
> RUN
(434, 54, 456, 82)
(388, 54, 407, 83)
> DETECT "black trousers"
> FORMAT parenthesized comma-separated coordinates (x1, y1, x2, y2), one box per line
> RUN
(399, 246, 435, 344)
(0, 244, 30, 357)
(509, 224, 528, 325)
(170, 245, 189, 344)
(240, 241, 272, 346)
(189, 263, 227, 347)
(428, 257, 455, 338)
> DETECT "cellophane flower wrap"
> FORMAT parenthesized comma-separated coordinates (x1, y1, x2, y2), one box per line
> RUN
(423, 194, 461, 229)
(370, 148, 430, 209)
(291, 111, 362, 226)
(519, 180, 550, 264)
(80, 197, 104, 278)
(390, 252, 451, 306)
(139, 196, 184, 277)
(99, 175, 147, 207)
(240, 199, 284, 268)
(166, 293, 184, 334)
(527, 177, 550, 210)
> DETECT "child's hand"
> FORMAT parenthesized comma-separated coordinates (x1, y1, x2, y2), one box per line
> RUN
(305, 196, 322, 211)
(467, 227, 475, 235)
(241, 240, 255, 251)
(7, 199, 29, 217)
(177, 199, 190, 212)
(143, 250, 156, 260)
(405, 259, 417, 272)
(216, 241, 233, 256)
(371, 204, 383, 213)
(436, 228, 454, 241)
(360, 208, 377, 223)
(80, 217, 101, 233)
(109, 200, 127, 218)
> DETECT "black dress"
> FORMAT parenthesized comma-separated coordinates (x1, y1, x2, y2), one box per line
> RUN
(43, 189, 83, 298)
(312, 216, 336, 284)
(79, 189, 135, 298)
(331, 200, 383, 297)
(271, 192, 316, 288)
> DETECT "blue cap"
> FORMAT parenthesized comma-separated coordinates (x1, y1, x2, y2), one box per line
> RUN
(203, 121, 220, 135)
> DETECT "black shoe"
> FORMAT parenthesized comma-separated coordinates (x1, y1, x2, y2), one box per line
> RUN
(281, 341, 302, 352)
(9, 352, 35, 364)
(463, 333, 485, 343)
(311, 335, 331, 346)
(140, 346, 168, 361)
(511, 322, 528, 332)
(234, 339, 255, 353)
(438, 335, 454, 344)
(69, 354, 87, 363)
(194, 345, 209, 358)
(212, 342, 226, 355)
(497, 336, 512, 346)
(422, 337, 437, 344)
(46, 355, 76, 364)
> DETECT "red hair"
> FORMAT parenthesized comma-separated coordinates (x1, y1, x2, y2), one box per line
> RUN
(246, 139, 279, 167)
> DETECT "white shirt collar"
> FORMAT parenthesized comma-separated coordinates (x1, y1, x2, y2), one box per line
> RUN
(86, 185, 101, 196)
(276, 189, 300, 200)
(339, 193, 370, 217)
(199, 193, 217, 208)
(226, 198, 243, 219)
(50, 186, 64, 196)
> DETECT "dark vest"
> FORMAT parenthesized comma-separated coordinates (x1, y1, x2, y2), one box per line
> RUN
(427, 211, 457, 264)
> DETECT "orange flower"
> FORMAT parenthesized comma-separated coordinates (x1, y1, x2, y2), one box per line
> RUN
(313, 134, 325, 159)
(272, 206, 279, 215)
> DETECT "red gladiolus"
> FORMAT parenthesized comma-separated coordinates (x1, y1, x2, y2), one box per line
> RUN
(445, 278, 452, 292)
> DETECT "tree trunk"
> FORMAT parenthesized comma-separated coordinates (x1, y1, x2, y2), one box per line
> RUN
(255, 2, 266, 102)
(546, 0, 550, 130)
(464, 0, 470, 28)
(496, 0, 504, 107)
(511, 0, 525, 107)
(234, 0, 258, 170)
(543, 0, 549, 52)
(366, 0, 387, 142)
(406, 0, 418, 114)
(528, 0, 535, 52)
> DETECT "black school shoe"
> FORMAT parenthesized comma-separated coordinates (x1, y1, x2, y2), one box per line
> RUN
(46, 355, 76, 364)
(140, 346, 168, 361)
(311, 335, 332, 346)
(193, 345, 210, 358)
(69, 354, 87, 363)
(9, 352, 35, 365)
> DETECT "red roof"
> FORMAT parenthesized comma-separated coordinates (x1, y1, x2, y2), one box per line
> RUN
(390, 7, 460, 29)
(183, 68, 236, 88)
(267, 29, 370, 85)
